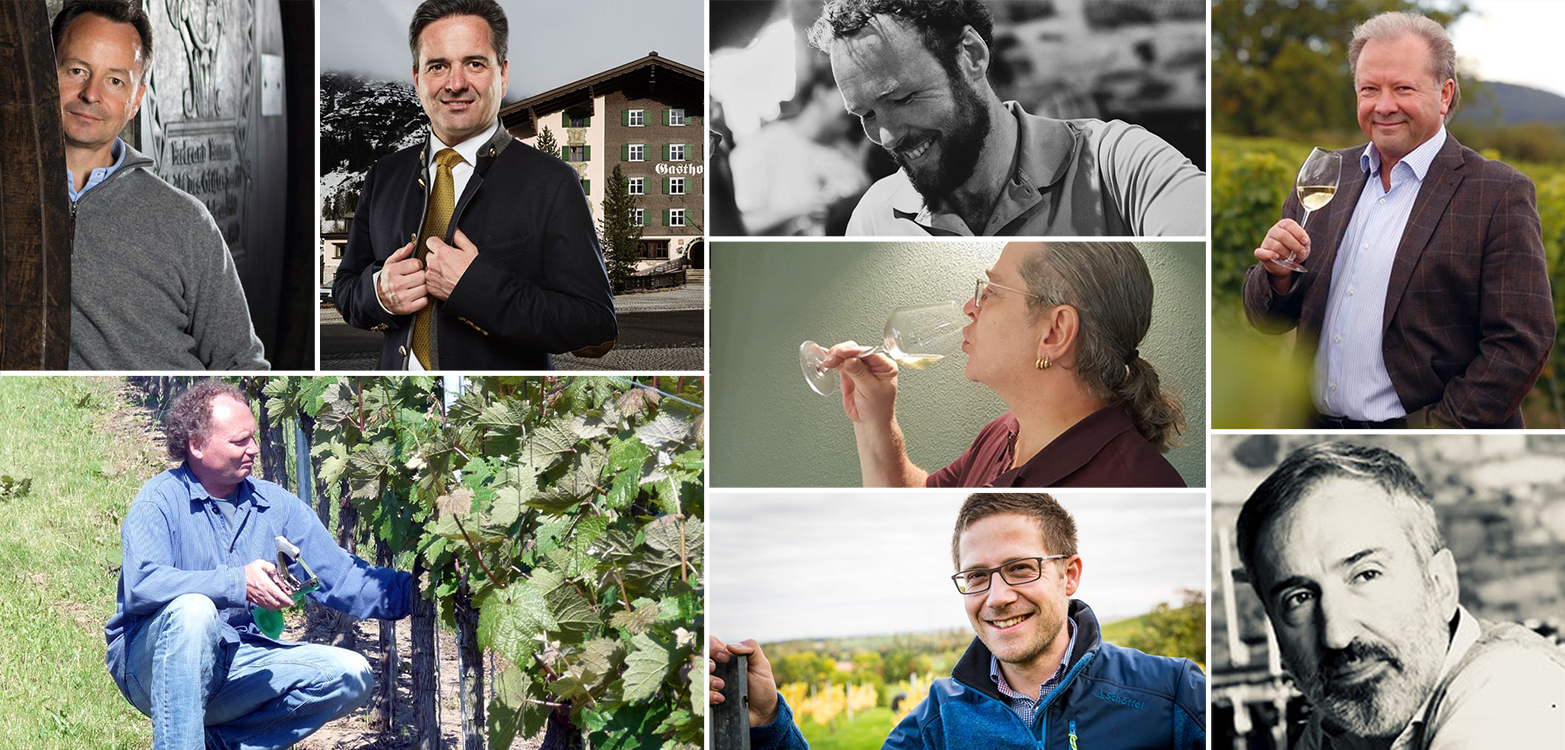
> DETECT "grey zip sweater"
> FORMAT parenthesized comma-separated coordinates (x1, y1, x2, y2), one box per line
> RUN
(69, 142, 267, 370)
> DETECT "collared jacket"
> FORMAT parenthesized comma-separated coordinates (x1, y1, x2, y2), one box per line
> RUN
(844, 102, 1206, 237)
(753, 600, 1206, 750)
(104, 466, 413, 697)
(1242, 133, 1554, 428)
(333, 123, 617, 370)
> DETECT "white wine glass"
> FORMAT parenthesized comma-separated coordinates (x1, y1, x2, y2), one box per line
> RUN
(800, 301, 968, 396)
(1275, 147, 1342, 274)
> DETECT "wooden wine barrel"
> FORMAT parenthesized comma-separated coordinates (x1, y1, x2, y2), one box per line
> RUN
(0, 0, 73, 370)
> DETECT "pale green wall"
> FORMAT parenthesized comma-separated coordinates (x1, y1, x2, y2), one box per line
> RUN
(710, 241, 1207, 487)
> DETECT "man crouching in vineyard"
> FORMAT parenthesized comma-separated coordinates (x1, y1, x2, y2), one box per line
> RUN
(710, 493, 1206, 749)
(104, 381, 414, 749)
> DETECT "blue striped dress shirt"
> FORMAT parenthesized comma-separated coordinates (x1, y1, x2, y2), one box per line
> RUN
(1313, 127, 1448, 421)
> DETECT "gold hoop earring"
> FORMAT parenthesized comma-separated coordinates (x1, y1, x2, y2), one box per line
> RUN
(1036, 356, 1050, 370)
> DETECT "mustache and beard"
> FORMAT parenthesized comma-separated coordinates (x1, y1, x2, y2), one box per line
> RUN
(1285, 614, 1447, 738)
(886, 68, 991, 213)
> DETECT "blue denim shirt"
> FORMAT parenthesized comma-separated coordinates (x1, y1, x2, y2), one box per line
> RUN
(104, 465, 414, 688)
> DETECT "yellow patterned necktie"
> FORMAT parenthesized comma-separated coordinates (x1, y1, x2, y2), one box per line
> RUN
(411, 147, 465, 369)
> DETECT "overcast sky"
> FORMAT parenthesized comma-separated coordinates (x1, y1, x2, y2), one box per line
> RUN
(709, 492, 1206, 644)
(1453, 0, 1565, 99)
(320, 0, 704, 103)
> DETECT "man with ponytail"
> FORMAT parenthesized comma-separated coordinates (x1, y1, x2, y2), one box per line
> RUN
(818, 241, 1186, 487)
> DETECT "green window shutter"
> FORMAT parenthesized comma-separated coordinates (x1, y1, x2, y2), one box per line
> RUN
(585, 115, 592, 127)
(621, 144, 628, 162)
(584, 145, 591, 161)
(562, 112, 569, 127)
(696, 176, 702, 195)
(660, 143, 667, 160)
(662, 108, 670, 126)
(661, 176, 668, 195)
(581, 179, 590, 195)
(662, 208, 669, 226)
(621, 109, 629, 126)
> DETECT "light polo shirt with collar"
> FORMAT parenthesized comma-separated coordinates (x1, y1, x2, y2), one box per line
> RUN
(1312, 127, 1447, 421)
(374, 120, 500, 371)
(844, 101, 1206, 237)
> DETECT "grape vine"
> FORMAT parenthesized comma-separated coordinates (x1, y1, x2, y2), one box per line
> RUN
(267, 375, 704, 749)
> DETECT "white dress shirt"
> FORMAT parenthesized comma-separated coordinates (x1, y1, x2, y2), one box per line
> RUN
(1313, 126, 1447, 421)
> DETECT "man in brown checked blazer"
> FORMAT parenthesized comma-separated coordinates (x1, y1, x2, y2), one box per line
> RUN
(1243, 12, 1554, 429)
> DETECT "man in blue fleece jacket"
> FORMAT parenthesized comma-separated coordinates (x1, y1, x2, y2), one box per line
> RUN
(710, 493, 1206, 750)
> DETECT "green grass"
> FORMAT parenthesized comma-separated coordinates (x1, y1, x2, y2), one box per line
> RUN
(797, 707, 899, 750)
(0, 378, 159, 748)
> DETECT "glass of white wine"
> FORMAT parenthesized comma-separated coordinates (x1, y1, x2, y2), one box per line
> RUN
(799, 301, 967, 396)
(1274, 147, 1342, 274)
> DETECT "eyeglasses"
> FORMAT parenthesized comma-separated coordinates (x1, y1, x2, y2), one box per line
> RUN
(951, 555, 1069, 595)
(973, 279, 1044, 310)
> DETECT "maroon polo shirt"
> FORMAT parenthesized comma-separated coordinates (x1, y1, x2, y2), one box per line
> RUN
(925, 406, 1186, 488)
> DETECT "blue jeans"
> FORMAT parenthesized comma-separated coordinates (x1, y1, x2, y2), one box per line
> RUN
(120, 593, 374, 750)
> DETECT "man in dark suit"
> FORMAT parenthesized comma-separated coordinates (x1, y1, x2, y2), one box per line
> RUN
(333, 0, 616, 370)
(1243, 12, 1554, 429)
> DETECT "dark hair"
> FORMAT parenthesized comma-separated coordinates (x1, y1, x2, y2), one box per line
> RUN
(1235, 442, 1442, 590)
(165, 380, 247, 463)
(1019, 242, 1184, 452)
(807, 0, 993, 79)
(951, 493, 1077, 570)
(51, 0, 154, 72)
(409, 0, 509, 66)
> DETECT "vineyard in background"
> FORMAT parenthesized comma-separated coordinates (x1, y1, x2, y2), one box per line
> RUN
(134, 375, 705, 750)
(760, 595, 1205, 749)
(1211, 134, 1565, 428)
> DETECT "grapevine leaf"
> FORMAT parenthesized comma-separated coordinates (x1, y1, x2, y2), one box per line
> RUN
(530, 424, 579, 470)
(621, 633, 672, 703)
(589, 703, 665, 750)
(657, 593, 701, 625)
(545, 579, 599, 642)
(489, 485, 524, 528)
(636, 414, 690, 451)
(609, 599, 660, 635)
(526, 485, 587, 513)
(575, 637, 624, 682)
(689, 656, 704, 716)
(476, 569, 561, 665)
(570, 406, 619, 440)
(617, 387, 660, 416)
(486, 663, 529, 750)
(608, 437, 651, 476)
(605, 468, 639, 510)
(317, 454, 348, 486)
(435, 487, 473, 517)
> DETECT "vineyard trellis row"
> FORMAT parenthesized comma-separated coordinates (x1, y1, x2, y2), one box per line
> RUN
(141, 376, 705, 750)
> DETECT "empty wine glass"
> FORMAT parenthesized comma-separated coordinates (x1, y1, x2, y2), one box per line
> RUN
(800, 301, 968, 396)
(1274, 147, 1342, 273)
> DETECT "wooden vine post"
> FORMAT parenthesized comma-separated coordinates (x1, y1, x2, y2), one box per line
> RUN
(0, 0, 72, 369)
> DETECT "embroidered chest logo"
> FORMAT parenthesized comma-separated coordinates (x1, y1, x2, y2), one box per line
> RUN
(1094, 688, 1145, 710)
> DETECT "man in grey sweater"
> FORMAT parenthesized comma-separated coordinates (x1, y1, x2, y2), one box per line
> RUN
(53, 0, 267, 370)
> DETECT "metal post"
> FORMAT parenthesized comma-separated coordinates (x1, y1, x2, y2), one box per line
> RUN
(713, 654, 750, 750)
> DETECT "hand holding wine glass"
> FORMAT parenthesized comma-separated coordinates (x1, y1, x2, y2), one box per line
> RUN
(1267, 147, 1342, 274)
(799, 301, 967, 396)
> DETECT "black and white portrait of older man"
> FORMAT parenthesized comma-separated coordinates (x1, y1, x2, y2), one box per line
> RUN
(1212, 436, 1565, 749)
